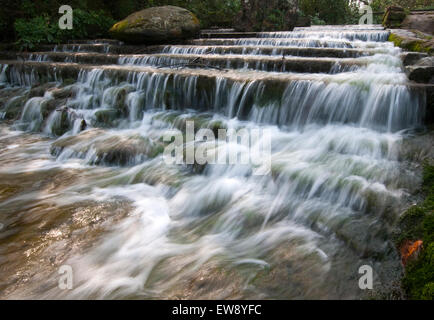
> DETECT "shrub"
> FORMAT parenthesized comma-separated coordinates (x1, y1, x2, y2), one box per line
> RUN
(14, 15, 58, 50)
(311, 14, 326, 25)
(14, 9, 115, 50)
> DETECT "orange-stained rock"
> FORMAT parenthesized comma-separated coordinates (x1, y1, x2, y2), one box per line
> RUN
(400, 240, 423, 266)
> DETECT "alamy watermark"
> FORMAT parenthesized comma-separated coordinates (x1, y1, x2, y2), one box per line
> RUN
(359, 4, 373, 25)
(58, 5, 73, 30)
(358, 265, 373, 290)
(58, 265, 74, 290)
(163, 121, 272, 176)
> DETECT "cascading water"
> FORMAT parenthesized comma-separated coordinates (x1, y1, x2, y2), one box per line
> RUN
(0, 25, 428, 299)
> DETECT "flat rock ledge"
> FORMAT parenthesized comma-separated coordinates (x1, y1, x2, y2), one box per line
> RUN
(389, 29, 434, 55)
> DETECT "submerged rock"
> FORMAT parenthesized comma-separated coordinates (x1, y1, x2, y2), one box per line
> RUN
(51, 129, 165, 166)
(109, 6, 200, 44)
(29, 83, 58, 98)
(94, 109, 119, 127)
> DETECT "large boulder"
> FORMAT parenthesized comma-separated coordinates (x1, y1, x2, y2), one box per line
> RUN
(109, 6, 200, 44)
(402, 12, 434, 35)
(383, 6, 407, 28)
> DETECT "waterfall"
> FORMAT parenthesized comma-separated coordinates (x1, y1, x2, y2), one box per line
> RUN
(0, 24, 429, 300)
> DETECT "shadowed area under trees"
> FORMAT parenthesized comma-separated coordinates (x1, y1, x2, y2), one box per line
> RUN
(2, 0, 433, 46)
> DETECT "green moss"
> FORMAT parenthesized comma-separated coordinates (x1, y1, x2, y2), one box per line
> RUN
(403, 243, 434, 300)
(109, 20, 129, 34)
(62, 78, 76, 87)
(389, 33, 403, 47)
(94, 109, 119, 127)
(400, 164, 434, 300)
(388, 33, 433, 54)
(190, 13, 200, 26)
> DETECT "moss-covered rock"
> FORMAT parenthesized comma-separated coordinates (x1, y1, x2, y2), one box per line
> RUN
(389, 32, 434, 55)
(2, 94, 29, 120)
(51, 129, 165, 166)
(94, 109, 119, 127)
(382, 6, 407, 28)
(398, 164, 434, 300)
(109, 6, 200, 44)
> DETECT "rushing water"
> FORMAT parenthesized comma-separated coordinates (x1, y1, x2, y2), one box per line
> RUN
(0, 25, 428, 299)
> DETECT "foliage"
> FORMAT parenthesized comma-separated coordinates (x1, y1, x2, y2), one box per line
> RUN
(58, 9, 116, 40)
(5, 0, 434, 46)
(299, 0, 359, 25)
(310, 13, 326, 25)
(369, 0, 434, 11)
(14, 15, 57, 50)
(235, 0, 298, 31)
(399, 164, 434, 300)
(14, 9, 115, 50)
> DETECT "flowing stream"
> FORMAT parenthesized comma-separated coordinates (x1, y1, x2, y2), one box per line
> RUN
(0, 25, 428, 299)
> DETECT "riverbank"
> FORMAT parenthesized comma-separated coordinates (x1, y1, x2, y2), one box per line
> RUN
(397, 160, 434, 299)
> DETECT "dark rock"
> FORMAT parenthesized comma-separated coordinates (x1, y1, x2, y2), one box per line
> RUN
(109, 6, 200, 44)
(50, 109, 70, 136)
(29, 83, 58, 98)
(80, 119, 87, 132)
(383, 6, 406, 28)
(2, 94, 28, 120)
(47, 87, 75, 100)
(406, 57, 434, 84)
(407, 66, 434, 84)
(400, 52, 428, 66)
(425, 84, 434, 125)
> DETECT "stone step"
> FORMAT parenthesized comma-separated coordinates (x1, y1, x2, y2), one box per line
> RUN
(27, 43, 384, 58)
(190, 38, 376, 49)
(294, 25, 386, 31)
(258, 30, 390, 42)
(200, 32, 258, 39)
(66, 39, 124, 45)
(38, 44, 165, 55)
(200, 28, 237, 33)
(0, 60, 429, 90)
(1, 60, 430, 130)
(160, 45, 381, 58)
(0, 52, 368, 74)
